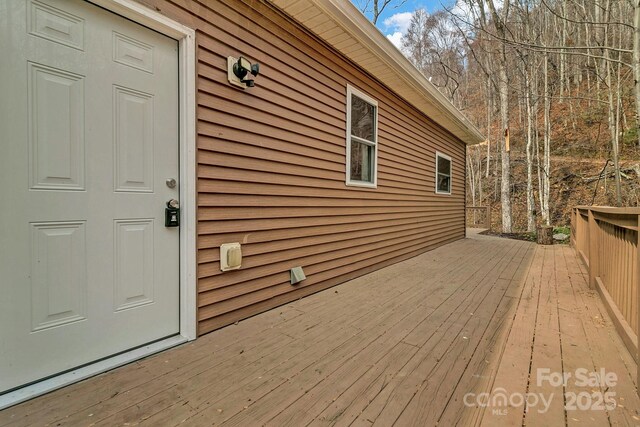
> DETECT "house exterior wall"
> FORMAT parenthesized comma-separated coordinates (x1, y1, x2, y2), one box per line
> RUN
(135, 0, 468, 335)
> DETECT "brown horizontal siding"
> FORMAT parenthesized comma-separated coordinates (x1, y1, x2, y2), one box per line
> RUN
(138, 0, 468, 335)
(197, 210, 462, 235)
(196, 220, 465, 291)
(196, 217, 462, 263)
(196, 233, 462, 333)
(197, 194, 461, 207)
(197, 168, 464, 199)
(196, 227, 463, 319)
(198, 216, 463, 276)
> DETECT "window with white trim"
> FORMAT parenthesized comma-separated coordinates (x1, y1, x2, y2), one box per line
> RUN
(435, 152, 452, 194)
(346, 85, 378, 187)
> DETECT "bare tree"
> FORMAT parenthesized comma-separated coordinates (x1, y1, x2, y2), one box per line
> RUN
(481, 0, 513, 232)
(356, 0, 407, 24)
(635, 1, 640, 149)
(402, 10, 466, 104)
(389, 0, 639, 229)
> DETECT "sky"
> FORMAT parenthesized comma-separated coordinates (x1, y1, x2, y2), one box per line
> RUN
(363, 0, 456, 49)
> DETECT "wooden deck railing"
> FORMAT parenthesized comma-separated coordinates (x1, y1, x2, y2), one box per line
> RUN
(466, 206, 491, 229)
(571, 206, 640, 362)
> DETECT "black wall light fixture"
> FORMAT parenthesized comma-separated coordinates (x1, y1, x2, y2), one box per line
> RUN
(227, 56, 260, 89)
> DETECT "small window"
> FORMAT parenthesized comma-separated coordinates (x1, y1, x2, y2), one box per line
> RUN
(435, 152, 452, 194)
(346, 85, 378, 187)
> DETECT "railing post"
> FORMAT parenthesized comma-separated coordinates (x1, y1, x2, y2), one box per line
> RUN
(585, 212, 590, 262)
(588, 209, 599, 289)
(485, 206, 491, 230)
(570, 208, 575, 248)
(637, 215, 640, 389)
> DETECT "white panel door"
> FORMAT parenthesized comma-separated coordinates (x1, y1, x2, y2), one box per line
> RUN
(0, 0, 180, 393)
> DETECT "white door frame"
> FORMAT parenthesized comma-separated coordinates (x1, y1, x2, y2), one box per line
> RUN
(0, 0, 197, 410)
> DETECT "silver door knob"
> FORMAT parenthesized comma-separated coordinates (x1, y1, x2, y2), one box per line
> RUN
(166, 178, 177, 188)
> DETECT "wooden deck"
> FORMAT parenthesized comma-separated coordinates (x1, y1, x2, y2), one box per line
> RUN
(1, 230, 639, 426)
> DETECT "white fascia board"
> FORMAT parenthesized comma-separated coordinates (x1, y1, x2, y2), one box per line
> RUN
(275, 0, 485, 145)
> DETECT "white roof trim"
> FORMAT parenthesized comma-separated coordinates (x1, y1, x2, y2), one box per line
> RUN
(268, 0, 485, 145)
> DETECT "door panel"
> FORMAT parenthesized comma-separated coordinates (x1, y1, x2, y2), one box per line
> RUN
(0, 0, 180, 393)
(29, 62, 85, 190)
(113, 85, 154, 192)
(30, 221, 87, 331)
(114, 219, 155, 311)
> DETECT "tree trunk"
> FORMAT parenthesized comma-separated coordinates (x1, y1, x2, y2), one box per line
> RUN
(525, 73, 536, 232)
(634, 0, 640, 149)
(486, 77, 491, 178)
(560, 0, 567, 98)
(482, 0, 511, 232)
(604, 26, 623, 206)
(499, 64, 512, 232)
(537, 226, 554, 245)
(467, 155, 475, 227)
(542, 52, 551, 225)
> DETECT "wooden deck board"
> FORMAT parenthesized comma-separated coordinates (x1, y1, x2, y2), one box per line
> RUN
(2, 231, 639, 426)
(366, 241, 528, 426)
(523, 246, 567, 425)
(347, 239, 522, 426)
(211, 238, 521, 426)
(481, 243, 640, 427)
(437, 243, 536, 426)
(479, 243, 544, 426)
(555, 244, 609, 427)
(563, 246, 640, 425)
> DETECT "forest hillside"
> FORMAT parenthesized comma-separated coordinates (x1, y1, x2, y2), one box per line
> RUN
(478, 86, 639, 231)
(360, 0, 640, 232)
